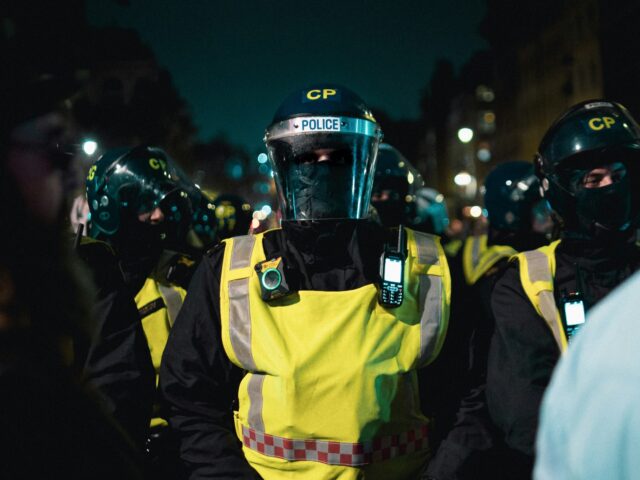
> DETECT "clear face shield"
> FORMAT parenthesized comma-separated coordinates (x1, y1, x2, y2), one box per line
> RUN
(265, 116, 382, 221)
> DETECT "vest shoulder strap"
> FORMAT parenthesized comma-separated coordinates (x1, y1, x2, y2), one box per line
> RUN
(516, 240, 567, 352)
(466, 244, 517, 286)
(408, 229, 452, 366)
(220, 232, 272, 371)
(462, 234, 488, 284)
(157, 283, 185, 327)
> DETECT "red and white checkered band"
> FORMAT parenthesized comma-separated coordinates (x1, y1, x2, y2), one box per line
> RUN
(241, 424, 429, 467)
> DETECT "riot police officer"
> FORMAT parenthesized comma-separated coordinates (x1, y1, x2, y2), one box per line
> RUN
(427, 161, 549, 480)
(486, 100, 640, 477)
(161, 84, 451, 479)
(86, 145, 197, 474)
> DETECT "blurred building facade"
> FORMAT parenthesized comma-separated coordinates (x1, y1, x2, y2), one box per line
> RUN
(418, 0, 640, 213)
(484, 0, 603, 163)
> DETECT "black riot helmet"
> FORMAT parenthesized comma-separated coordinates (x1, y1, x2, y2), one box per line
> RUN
(264, 84, 383, 221)
(536, 100, 640, 237)
(371, 143, 424, 227)
(484, 161, 545, 232)
(86, 146, 193, 254)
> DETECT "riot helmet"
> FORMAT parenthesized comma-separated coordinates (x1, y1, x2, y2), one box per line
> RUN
(414, 187, 449, 235)
(371, 143, 424, 227)
(536, 100, 640, 236)
(213, 193, 252, 239)
(190, 189, 218, 248)
(86, 145, 193, 253)
(484, 161, 545, 231)
(264, 84, 383, 221)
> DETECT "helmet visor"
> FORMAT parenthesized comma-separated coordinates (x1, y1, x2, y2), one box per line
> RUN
(267, 130, 380, 221)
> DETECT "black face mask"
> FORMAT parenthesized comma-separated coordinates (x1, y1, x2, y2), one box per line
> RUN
(287, 162, 354, 220)
(575, 174, 632, 233)
(114, 213, 166, 265)
(371, 198, 405, 228)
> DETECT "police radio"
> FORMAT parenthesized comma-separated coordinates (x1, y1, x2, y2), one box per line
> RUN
(379, 225, 407, 308)
(561, 291, 586, 343)
(256, 256, 294, 301)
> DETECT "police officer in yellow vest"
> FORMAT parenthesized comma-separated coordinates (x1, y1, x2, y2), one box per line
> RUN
(485, 100, 640, 478)
(86, 145, 197, 473)
(160, 84, 451, 479)
(426, 162, 549, 480)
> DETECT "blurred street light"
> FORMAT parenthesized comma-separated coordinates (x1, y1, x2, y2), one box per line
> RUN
(457, 127, 474, 143)
(477, 148, 492, 162)
(82, 140, 98, 156)
(454, 171, 473, 186)
(261, 205, 272, 216)
(469, 205, 483, 218)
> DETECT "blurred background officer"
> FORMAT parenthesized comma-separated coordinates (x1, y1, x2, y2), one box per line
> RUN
(161, 84, 451, 479)
(426, 161, 549, 480)
(189, 189, 220, 251)
(0, 32, 144, 479)
(464, 161, 549, 286)
(370, 145, 458, 248)
(86, 145, 197, 475)
(535, 270, 640, 480)
(213, 193, 253, 239)
(370, 143, 424, 227)
(414, 187, 452, 237)
(486, 100, 640, 478)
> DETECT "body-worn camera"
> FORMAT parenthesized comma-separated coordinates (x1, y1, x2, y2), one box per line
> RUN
(256, 256, 293, 301)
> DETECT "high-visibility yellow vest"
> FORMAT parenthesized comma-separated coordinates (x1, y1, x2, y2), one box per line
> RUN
(219, 228, 451, 480)
(443, 238, 463, 258)
(462, 234, 488, 284)
(515, 240, 567, 352)
(465, 243, 518, 286)
(135, 277, 186, 428)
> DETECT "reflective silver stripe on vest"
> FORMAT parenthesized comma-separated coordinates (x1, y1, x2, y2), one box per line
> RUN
(247, 374, 265, 432)
(231, 235, 256, 270)
(413, 233, 443, 364)
(418, 275, 443, 363)
(523, 249, 551, 283)
(521, 250, 565, 350)
(229, 278, 256, 370)
(415, 233, 440, 267)
(471, 236, 482, 268)
(228, 235, 257, 369)
(228, 235, 264, 422)
(158, 284, 183, 327)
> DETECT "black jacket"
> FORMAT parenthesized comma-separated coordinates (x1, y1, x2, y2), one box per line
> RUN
(76, 238, 156, 450)
(485, 236, 640, 478)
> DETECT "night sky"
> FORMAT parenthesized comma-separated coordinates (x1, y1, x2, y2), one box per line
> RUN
(87, 0, 487, 153)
